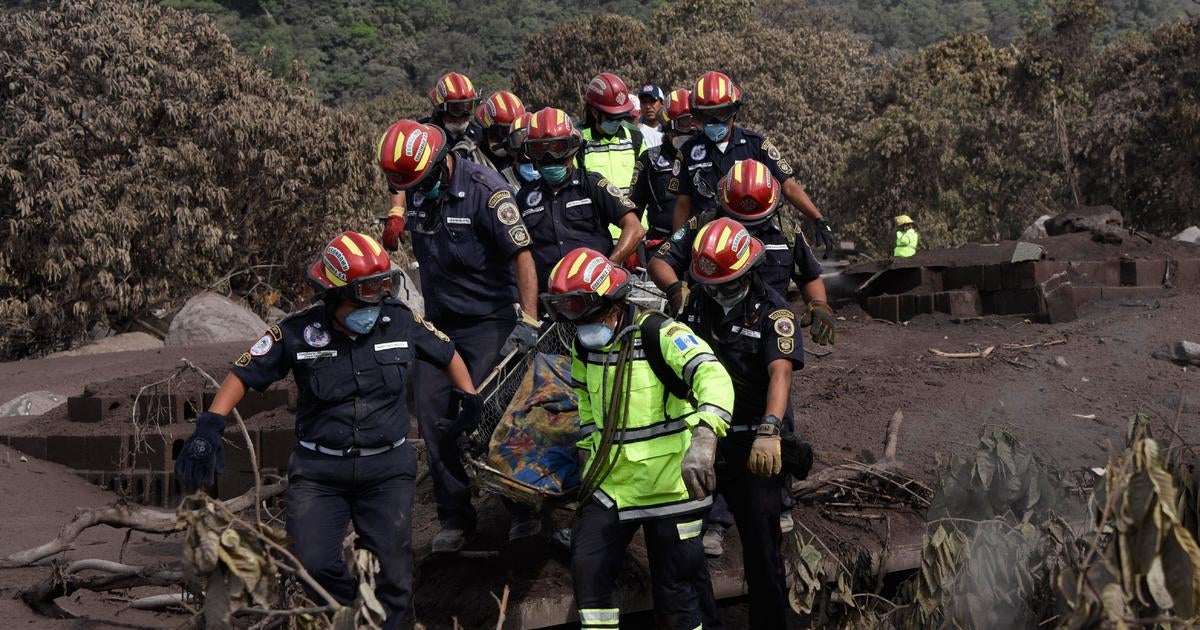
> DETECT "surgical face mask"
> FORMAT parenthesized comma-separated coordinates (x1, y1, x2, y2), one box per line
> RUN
(703, 122, 729, 142)
(539, 163, 570, 186)
(344, 305, 381, 334)
(518, 162, 541, 182)
(671, 134, 693, 150)
(444, 120, 470, 136)
(599, 118, 623, 136)
(577, 322, 615, 349)
(413, 178, 442, 204)
(704, 277, 750, 308)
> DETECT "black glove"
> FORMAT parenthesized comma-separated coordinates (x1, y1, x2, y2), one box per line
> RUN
(500, 315, 541, 356)
(813, 217, 835, 260)
(781, 432, 814, 480)
(175, 411, 227, 492)
(438, 389, 482, 439)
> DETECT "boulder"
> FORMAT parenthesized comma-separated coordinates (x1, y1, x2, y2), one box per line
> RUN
(1153, 340, 1200, 367)
(165, 292, 268, 346)
(49, 331, 163, 357)
(1020, 214, 1053, 241)
(1175, 226, 1200, 244)
(1044, 206, 1123, 237)
(0, 390, 66, 417)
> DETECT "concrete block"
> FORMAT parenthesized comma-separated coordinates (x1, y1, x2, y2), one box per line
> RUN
(44, 435, 89, 470)
(219, 430, 260, 500)
(936, 290, 981, 318)
(258, 427, 295, 475)
(942, 265, 983, 290)
(10, 435, 47, 459)
(135, 394, 186, 425)
(1069, 260, 1121, 286)
(864, 295, 900, 322)
(1038, 272, 1077, 323)
(982, 289, 1041, 315)
(1172, 259, 1200, 288)
(67, 395, 123, 423)
(1121, 259, 1167, 287)
(1101, 286, 1165, 301)
(982, 265, 1003, 292)
(84, 434, 125, 470)
(898, 294, 916, 322)
(203, 388, 289, 419)
(1034, 261, 1071, 283)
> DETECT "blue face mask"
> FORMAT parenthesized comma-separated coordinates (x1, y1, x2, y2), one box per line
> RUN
(577, 322, 614, 349)
(599, 119, 623, 136)
(414, 179, 442, 204)
(703, 122, 729, 142)
(539, 164, 570, 186)
(518, 162, 541, 183)
(344, 306, 381, 334)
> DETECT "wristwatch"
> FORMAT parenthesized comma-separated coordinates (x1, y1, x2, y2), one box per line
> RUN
(757, 414, 783, 437)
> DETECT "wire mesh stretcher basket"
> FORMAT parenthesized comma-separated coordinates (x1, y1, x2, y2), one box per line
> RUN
(464, 278, 666, 510)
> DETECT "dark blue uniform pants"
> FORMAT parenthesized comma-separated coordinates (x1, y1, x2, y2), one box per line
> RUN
(714, 438, 788, 630)
(286, 442, 417, 630)
(571, 500, 721, 630)
(415, 308, 515, 530)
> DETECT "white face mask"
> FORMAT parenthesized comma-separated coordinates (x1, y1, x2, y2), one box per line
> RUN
(445, 120, 470, 136)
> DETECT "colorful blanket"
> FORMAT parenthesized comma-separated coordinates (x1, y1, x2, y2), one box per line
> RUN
(486, 353, 582, 493)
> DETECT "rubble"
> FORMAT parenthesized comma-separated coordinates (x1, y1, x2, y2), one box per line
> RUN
(48, 332, 163, 357)
(0, 391, 65, 417)
(1019, 214, 1053, 241)
(1153, 340, 1200, 366)
(164, 293, 268, 346)
(1044, 205, 1123, 236)
(1176, 226, 1200, 244)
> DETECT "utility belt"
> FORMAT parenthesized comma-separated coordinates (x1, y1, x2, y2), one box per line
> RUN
(299, 437, 406, 458)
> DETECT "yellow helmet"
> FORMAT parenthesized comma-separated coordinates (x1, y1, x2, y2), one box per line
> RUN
(895, 215, 914, 227)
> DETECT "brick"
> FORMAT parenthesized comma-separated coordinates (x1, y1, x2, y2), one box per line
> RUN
(218, 429, 260, 500)
(915, 293, 935, 315)
(1171, 258, 1200, 288)
(1038, 273, 1077, 323)
(10, 435, 46, 459)
(67, 395, 123, 423)
(864, 295, 900, 322)
(135, 394, 186, 425)
(982, 289, 1041, 315)
(941, 265, 983, 290)
(1034, 261, 1071, 284)
(982, 265, 1003, 292)
(44, 435, 89, 470)
(202, 388, 289, 420)
(898, 294, 916, 322)
(1070, 285, 1103, 306)
(1101, 286, 1165, 301)
(1069, 260, 1121, 286)
(84, 434, 125, 470)
(935, 290, 981, 318)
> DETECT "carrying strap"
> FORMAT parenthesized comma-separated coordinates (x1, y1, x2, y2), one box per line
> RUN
(638, 311, 693, 402)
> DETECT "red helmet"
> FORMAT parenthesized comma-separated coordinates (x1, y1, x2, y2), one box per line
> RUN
(377, 120, 449, 190)
(480, 91, 526, 127)
(585, 72, 636, 116)
(662, 88, 699, 133)
(525, 107, 583, 162)
(308, 232, 398, 302)
(718, 159, 781, 226)
(541, 248, 631, 321)
(690, 217, 764, 285)
(431, 71, 478, 117)
(692, 71, 742, 122)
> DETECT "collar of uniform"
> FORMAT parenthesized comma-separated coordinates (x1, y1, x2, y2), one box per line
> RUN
(699, 124, 747, 150)
(445, 156, 471, 199)
(539, 171, 583, 195)
(584, 125, 629, 144)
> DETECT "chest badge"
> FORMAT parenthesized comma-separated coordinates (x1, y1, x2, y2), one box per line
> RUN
(691, 144, 706, 161)
(526, 190, 543, 207)
(303, 324, 331, 348)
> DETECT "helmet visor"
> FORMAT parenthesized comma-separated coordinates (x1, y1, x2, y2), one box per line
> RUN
(527, 137, 580, 162)
(441, 100, 475, 118)
(350, 270, 398, 303)
(669, 114, 700, 133)
(540, 291, 603, 322)
(696, 105, 737, 124)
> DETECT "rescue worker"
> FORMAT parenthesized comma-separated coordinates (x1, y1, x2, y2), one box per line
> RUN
(508, 111, 540, 187)
(540, 248, 735, 630)
(680, 218, 803, 630)
(376, 120, 541, 551)
(382, 72, 484, 250)
(650, 159, 836, 347)
(629, 88, 698, 247)
(175, 231, 478, 630)
(516, 107, 645, 291)
(579, 73, 646, 239)
(894, 215, 919, 257)
(453, 90, 527, 188)
(669, 71, 836, 259)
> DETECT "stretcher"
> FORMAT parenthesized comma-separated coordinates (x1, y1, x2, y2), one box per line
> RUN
(463, 277, 666, 511)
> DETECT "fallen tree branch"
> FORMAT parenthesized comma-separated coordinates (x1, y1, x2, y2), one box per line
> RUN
(21, 561, 185, 618)
(1002, 339, 1066, 350)
(929, 346, 995, 359)
(883, 410, 903, 462)
(181, 358, 263, 524)
(0, 480, 286, 568)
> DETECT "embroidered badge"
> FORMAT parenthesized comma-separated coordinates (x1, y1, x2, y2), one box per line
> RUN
(249, 334, 273, 356)
(303, 324, 330, 348)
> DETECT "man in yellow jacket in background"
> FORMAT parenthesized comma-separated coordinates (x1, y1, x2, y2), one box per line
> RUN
(541, 247, 734, 630)
(894, 215, 919, 258)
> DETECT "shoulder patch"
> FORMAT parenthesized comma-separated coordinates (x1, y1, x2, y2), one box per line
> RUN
(762, 138, 782, 162)
(596, 177, 609, 189)
(778, 337, 795, 354)
(497, 201, 520, 225)
(488, 189, 511, 208)
(249, 334, 274, 356)
(509, 224, 531, 247)
(667, 177, 680, 192)
(769, 309, 794, 321)
(672, 333, 701, 353)
(234, 352, 252, 367)
(777, 158, 794, 175)
(268, 325, 283, 341)
(423, 319, 451, 343)
(774, 317, 796, 338)
(656, 241, 672, 256)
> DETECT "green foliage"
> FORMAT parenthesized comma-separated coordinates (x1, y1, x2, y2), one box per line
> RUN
(0, 0, 384, 358)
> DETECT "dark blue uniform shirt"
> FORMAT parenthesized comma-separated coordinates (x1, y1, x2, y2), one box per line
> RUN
(516, 170, 635, 291)
(682, 284, 803, 425)
(406, 158, 530, 321)
(230, 299, 456, 450)
(629, 144, 680, 240)
(655, 209, 823, 296)
(668, 126, 796, 217)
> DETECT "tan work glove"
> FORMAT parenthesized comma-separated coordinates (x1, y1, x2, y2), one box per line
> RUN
(667, 280, 690, 318)
(681, 425, 717, 499)
(801, 300, 836, 346)
(747, 423, 783, 477)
